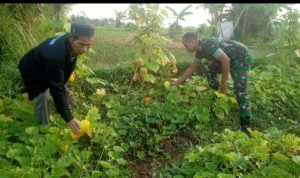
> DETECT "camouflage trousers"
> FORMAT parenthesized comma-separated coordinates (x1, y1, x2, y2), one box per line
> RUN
(205, 52, 254, 119)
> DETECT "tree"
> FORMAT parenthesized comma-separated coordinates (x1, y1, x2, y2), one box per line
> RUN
(114, 8, 128, 27)
(196, 4, 227, 37)
(231, 4, 284, 40)
(165, 4, 193, 28)
(197, 4, 226, 24)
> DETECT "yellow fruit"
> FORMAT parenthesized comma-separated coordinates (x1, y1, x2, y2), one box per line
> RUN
(164, 81, 170, 88)
(22, 93, 28, 99)
(71, 120, 92, 140)
(132, 72, 139, 81)
(80, 120, 91, 132)
(172, 60, 178, 74)
(140, 67, 148, 78)
(59, 144, 69, 153)
(96, 88, 106, 96)
(143, 96, 152, 104)
(68, 73, 76, 83)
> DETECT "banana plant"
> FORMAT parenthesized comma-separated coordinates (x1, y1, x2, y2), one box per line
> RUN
(165, 4, 193, 28)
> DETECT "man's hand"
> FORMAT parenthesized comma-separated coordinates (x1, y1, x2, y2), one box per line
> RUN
(219, 83, 227, 94)
(68, 119, 81, 134)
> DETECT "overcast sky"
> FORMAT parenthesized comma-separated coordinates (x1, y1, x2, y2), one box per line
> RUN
(68, 3, 300, 28)
(68, 3, 211, 28)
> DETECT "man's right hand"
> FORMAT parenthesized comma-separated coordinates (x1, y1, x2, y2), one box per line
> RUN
(68, 119, 81, 134)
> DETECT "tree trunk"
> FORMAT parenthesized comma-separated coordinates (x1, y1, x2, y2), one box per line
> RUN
(241, 8, 249, 37)
(53, 4, 62, 20)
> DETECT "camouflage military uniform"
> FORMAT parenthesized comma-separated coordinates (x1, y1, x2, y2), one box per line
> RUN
(194, 37, 255, 119)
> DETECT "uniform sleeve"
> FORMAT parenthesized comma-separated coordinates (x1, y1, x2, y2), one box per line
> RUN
(203, 38, 225, 61)
(46, 57, 73, 123)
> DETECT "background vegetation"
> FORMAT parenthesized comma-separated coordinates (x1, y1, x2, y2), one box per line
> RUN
(0, 3, 299, 177)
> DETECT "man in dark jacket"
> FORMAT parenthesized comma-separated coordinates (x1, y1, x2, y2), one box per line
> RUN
(18, 23, 94, 134)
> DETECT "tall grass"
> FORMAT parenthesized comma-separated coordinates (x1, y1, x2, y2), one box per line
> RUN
(0, 4, 54, 97)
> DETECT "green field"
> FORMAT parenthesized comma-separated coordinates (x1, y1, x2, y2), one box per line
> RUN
(88, 28, 193, 71)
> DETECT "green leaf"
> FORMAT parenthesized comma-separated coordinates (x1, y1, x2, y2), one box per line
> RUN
(294, 49, 300, 57)
(184, 150, 199, 162)
(205, 162, 217, 172)
(161, 9, 169, 18)
(48, 127, 60, 134)
(92, 171, 103, 178)
(195, 107, 210, 123)
(116, 158, 128, 165)
(292, 155, 300, 165)
(25, 126, 39, 135)
(214, 91, 226, 98)
(113, 146, 125, 153)
(137, 151, 145, 160)
(143, 74, 156, 84)
(213, 106, 224, 120)
(6, 148, 20, 159)
(99, 161, 112, 168)
(217, 173, 235, 178)
(144, 60, 160, 73)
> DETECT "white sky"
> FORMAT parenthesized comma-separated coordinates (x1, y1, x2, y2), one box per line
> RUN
(68, 3, 211, 28)
(68, 3, 300, 28)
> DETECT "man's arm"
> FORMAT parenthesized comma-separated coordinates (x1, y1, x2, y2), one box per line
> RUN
(46, 58, 80, 134)
(217, 53, 230, 94)
(171, 63, 200, 86)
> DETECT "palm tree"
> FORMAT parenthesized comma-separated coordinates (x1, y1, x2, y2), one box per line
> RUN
(165, 4, 193, 28)
(196, 4, 226, 24)
(114, 8, 128, 27)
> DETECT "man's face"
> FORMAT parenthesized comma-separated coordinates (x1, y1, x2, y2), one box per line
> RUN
(70, 36, 94, 56)
(182, 39, 197, 53)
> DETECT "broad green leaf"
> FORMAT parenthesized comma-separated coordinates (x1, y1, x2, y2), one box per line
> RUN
(217, 173, 235, 178)
(143, 74, 156, 84)
(137, 151, 145, 160)
(294, 49, 300, 57)
(184, 150, 199, 162)
(215, 91, 226, 98)
(25, 126, 39, 135)
(195, 107, 210, 123)
(292, 155, 300, 165)
(99, 161, 112, 168)
(92, 171, 103, 178)
(113, 146, 125, 153)
(213, 106, 224, 120)
(144, 61, 160, 73)
(116, 158, 128, 165)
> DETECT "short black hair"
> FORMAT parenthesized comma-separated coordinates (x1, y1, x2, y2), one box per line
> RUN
(70, 23, 94, 38)
(182, 32, 198, 42)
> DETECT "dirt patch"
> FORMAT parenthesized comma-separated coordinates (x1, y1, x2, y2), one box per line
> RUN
(163, 139, 182, 160)
(130, 160, 153, 178)
(129, 134, 194, 177)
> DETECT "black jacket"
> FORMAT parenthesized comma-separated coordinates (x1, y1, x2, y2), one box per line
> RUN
(18, 33, 77, 123)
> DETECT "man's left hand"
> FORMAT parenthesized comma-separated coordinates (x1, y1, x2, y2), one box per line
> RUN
(219, 84, 227, 94)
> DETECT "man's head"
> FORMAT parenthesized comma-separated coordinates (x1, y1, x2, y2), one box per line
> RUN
(182, 32, 198, 53)
(69, 23, 95, 56)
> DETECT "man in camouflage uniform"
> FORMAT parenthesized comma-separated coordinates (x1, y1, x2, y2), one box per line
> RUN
(172, 32, 254, 135)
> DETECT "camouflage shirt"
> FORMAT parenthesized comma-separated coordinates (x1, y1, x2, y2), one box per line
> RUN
(194, 37, 254, 65)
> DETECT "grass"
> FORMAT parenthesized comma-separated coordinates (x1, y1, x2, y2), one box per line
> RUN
(87, 27, 193, 72)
